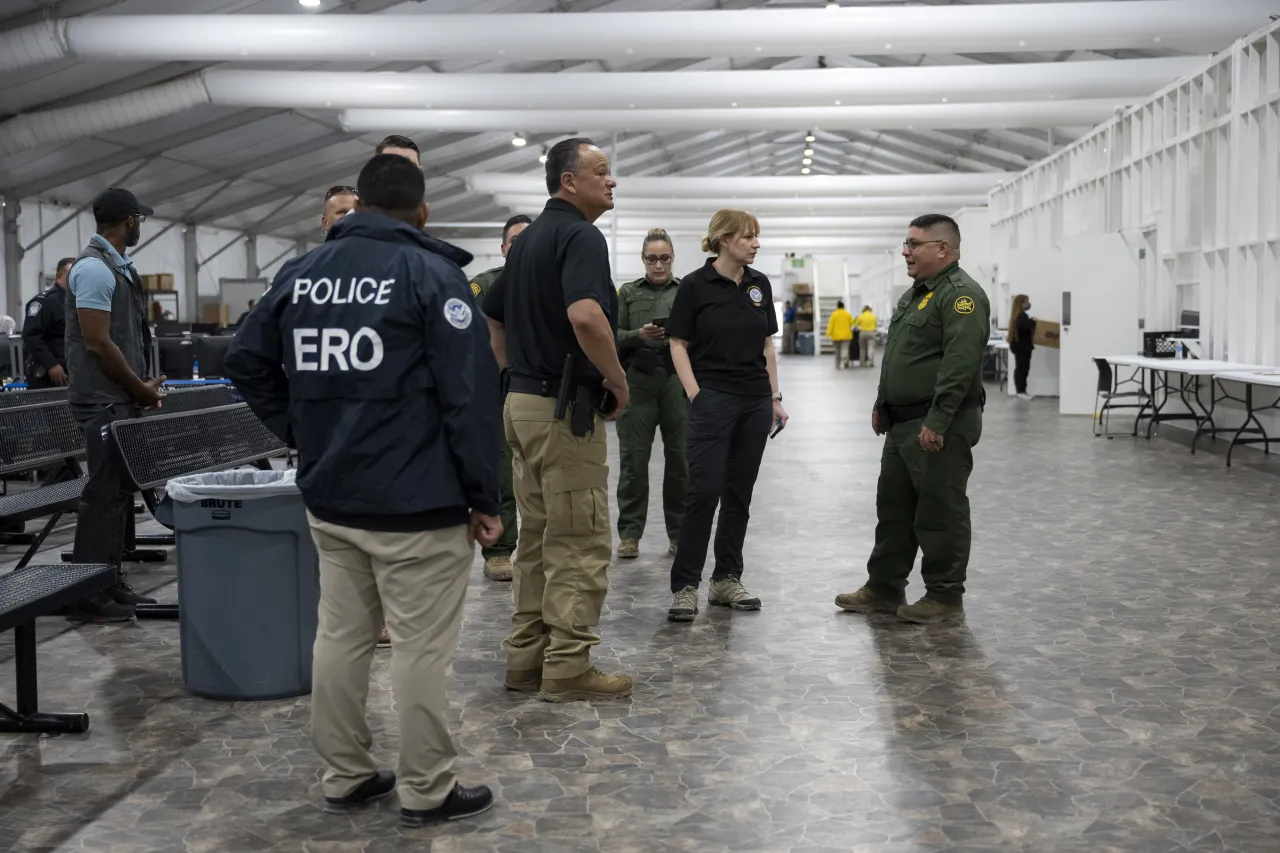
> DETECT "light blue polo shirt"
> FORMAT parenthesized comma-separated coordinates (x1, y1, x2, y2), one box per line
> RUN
(68, 234, 135, 312)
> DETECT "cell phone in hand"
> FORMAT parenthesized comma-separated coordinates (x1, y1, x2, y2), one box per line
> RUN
(769, 417, 785, 439)
(653, 316, 668, 328)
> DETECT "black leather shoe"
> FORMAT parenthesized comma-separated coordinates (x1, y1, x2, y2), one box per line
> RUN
(323, 770, 396, 814)
(107, 581, 157, 606)
(65, 593, 134, 623)
(400, 783, 494, 827)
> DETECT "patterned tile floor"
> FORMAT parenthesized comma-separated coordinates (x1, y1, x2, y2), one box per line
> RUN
(3, 357, 1280, 852)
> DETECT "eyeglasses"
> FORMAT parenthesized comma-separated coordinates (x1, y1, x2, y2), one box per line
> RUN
(902, 239, 944, 251)
(132, 214, 147, 224)
(642, 254, 673, 265)
(324, 185, 357, 201)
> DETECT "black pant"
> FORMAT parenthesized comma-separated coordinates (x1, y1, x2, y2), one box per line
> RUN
(71, 404, 138, 570)
(670, 388, 772, 593)
(1012, 349, 1031, 394)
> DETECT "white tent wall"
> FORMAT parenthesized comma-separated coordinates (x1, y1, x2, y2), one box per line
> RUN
(990, 17, 1280, 438)
(257, 235, 301, 283)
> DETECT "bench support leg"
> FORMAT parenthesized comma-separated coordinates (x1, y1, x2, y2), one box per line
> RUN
(0, 623, 90, 735)
(134, 604, 179, 620)
(15, 513, 62, 572)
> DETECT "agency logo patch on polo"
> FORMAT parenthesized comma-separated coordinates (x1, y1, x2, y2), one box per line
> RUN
(954, 295, 975, 315)
(470, 281, 482, 298)
(917, 292, 933, 310)
(444, 297, 473, 330)
(27, 301, 41, 316)
(747, 285, 764, 305)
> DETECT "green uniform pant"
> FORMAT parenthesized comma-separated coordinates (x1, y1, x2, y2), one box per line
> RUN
(503, 393, 611, 679)
(481, 428, 518, 559)
(865, 411, 981, 605)
(615, 367, 688, 541)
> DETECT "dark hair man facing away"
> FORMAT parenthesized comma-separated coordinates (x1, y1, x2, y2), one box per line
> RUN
(225, 154, 502, 828)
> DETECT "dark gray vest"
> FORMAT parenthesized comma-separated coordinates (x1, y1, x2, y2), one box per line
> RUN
(65, 241, 151, 408)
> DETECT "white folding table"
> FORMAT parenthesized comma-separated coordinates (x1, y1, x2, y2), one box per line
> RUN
(1099, 356, 1276, 450)
(1211, 370, 1280, 466)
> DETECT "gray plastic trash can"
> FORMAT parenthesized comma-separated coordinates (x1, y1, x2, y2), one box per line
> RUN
(166, 469, 319, 700)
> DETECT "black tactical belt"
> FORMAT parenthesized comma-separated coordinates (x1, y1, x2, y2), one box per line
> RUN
(508, 375, 561, 398)
(886, 392, 985, 426)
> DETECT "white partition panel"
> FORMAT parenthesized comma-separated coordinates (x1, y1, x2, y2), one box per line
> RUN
(1058, 234, 1141, 415)
(990, 19, 1280, 366)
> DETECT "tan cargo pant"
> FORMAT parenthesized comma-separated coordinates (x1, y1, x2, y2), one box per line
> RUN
(502, 392, 611, 679)
(308, 514, 472, 812)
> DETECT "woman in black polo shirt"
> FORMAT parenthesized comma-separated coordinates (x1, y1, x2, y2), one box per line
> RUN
(664, 209, 788, 623)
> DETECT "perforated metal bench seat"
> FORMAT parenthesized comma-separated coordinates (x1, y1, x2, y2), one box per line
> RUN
(112, 404, 286, 490)
(0, 477, 86, 524)
(144, 385, 236, 417)
(1, 563, 116, 735)
(0, 563, 114, 632)
(0, 387, 68, 409)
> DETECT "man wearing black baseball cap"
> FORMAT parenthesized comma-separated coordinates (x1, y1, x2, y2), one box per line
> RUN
(63, 186, 166, 623)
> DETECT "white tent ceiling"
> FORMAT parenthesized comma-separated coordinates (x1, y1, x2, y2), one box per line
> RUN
(0, 0, 1273, 246)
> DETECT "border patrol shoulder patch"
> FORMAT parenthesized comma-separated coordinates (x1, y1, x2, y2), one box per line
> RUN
(470, 281, 482, 298)
(954, 295, 975, 315)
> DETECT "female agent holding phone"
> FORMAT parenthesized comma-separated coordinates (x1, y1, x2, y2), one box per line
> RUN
(614, 228, 688, 560)
(665, 210, 788, 623)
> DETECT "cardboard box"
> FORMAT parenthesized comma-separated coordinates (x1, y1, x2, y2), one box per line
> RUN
(1033, 319, 1061, 349)
(201, 303, 231, 327)
(792, 283, 812, 295)
(796, 320, 814, 333)
(142, 273, 175, 292)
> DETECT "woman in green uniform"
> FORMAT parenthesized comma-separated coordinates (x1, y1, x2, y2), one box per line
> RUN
(615, 228, 687, 559)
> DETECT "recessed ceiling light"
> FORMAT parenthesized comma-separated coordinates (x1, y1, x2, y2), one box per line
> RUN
(731, 102, 738, 107)
(801, 167, 811, 174)
(834, 100, 841, 106)
(539, 149, 548, 164)
(805, 133, 816, 142)
(298, 0, 321, 6)
(512, 134, 527, 147)
(802, 158, 812, 165)
(804, 148, 814, 156)
(884, 43, 892, 50)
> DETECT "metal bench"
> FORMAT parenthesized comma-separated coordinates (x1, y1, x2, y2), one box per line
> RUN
(0, 386, 69, 409)
(0, 563, 116, 734)
(0, 402, 86, 569)
(110, 403, 288, 619)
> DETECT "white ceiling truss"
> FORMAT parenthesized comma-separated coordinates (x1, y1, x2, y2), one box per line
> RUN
(1, 0, 1276, 244)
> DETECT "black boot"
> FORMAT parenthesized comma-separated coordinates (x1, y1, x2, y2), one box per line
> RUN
(323, 770, 396, 814)
(400, 783, 494, 827)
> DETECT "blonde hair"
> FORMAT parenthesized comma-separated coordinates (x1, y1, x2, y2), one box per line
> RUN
(701, 209, 760, 255)
(642, 227, 672, 249)
(1006, 294, 1030, 344)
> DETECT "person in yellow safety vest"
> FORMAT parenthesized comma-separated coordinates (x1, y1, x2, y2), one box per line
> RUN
(855, 305, 878, 367)
(826, 300, 855, 369)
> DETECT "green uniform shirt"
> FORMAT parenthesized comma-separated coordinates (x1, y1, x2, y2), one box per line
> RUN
(878, 261, 991, 435)
(469, 266, 503, 306)
(616, 276, 681, 350)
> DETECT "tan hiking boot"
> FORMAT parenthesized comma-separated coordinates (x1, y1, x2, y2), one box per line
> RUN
(504, 668, 542, 692)
(539, 667, 633, 703)
(377, 624, 391, 648)
(898, 597, 964, 624)
(667, 586, 698, 622)
(617, 538, 640, 559)
(708, 577, 761, 611)
(835, 585, 906, 614)
(483, 554, 513, 582)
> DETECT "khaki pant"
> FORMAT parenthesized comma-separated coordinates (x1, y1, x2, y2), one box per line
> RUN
(833, 340, 849, 368)
(503, 392, 611, 679)
(308, 514, 472, 811)
(860, 334, 876, 367)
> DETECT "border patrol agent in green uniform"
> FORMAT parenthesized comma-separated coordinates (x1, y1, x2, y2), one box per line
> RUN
(469, 214, 533, 582)
(836, 213, 990, 624)
(614, 229, 687, 559)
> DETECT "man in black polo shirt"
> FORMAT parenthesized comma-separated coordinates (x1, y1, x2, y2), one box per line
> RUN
(483, 137, 633, 703)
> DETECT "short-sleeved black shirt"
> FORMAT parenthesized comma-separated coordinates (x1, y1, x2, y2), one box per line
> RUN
(483, 198, 617, 384)
(666, 258, 779, 397)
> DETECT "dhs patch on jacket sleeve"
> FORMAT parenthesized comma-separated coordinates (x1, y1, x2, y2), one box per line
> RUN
(444, 297, 473, 330)
(27, 301, 42, 316)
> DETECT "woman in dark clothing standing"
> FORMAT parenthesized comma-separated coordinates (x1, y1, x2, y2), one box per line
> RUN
(1007, 293, 1036, 400)
(665, 209, 788, 623)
